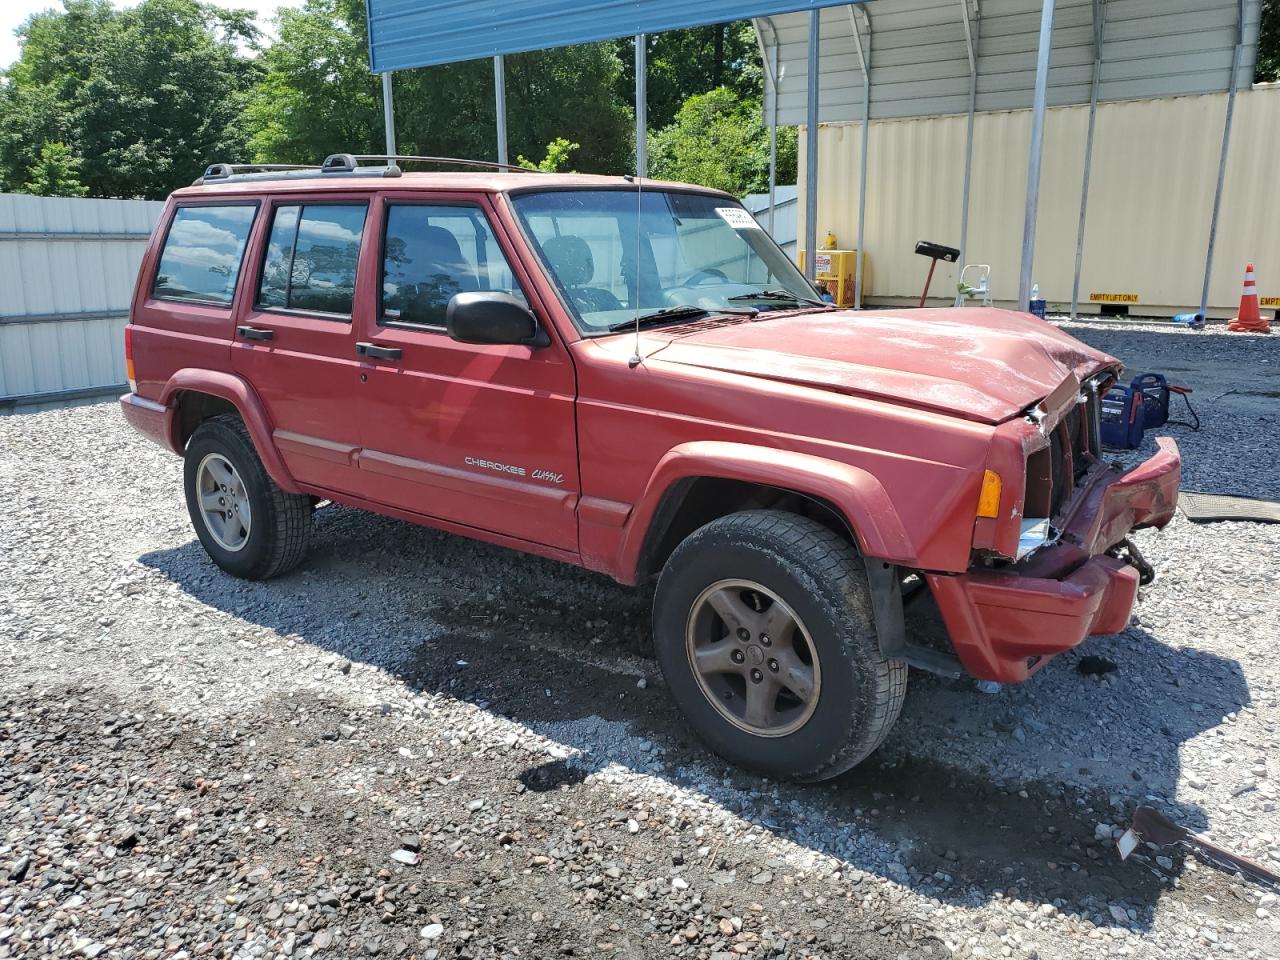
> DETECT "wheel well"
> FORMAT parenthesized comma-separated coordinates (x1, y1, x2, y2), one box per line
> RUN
(173, 391, 238, 448)
(636, 477, 858, 582)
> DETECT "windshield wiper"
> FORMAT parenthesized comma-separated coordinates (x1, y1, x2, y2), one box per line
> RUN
(727, 289, 830, 308)
(606, 304, 755, 332)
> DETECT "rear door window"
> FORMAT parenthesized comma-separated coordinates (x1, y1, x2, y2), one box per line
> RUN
(153, 204, 257, 306)
(258, 203, 369, 318)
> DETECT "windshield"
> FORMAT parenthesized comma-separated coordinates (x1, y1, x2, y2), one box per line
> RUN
(510, 189, 822, 334)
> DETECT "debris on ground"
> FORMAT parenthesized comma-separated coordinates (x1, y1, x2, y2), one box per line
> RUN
(1126, 806, 1280, 890)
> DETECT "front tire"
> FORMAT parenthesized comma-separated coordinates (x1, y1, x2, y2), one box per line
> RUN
(652, 511, 907, 781)
(183, 414, 311, 580)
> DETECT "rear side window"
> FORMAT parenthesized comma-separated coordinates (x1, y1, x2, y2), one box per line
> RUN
(153, 205, 257, 305)
(258, 203, 368, 318)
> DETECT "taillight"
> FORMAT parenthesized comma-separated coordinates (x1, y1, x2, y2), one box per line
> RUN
(124, 325, 137, 392)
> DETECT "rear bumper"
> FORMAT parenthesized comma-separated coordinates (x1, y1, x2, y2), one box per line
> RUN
(927, 438, 1181, 683)
(119, 392, 175, 453)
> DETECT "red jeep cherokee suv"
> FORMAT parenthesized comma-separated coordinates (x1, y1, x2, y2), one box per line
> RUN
(121, 155, 1180, 781)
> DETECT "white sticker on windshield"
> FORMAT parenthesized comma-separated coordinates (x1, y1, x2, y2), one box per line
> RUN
(716, 207, 761, 230)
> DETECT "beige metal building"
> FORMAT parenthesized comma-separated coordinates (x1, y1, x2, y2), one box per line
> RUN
(759, 0, 1274, 317)
(799, 84, 1280, 315)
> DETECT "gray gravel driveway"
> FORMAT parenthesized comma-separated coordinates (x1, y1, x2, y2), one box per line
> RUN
(1, 321, 1278, 960)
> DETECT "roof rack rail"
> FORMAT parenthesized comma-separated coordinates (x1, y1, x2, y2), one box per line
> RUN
(193, 157, 403, 186)
(193, 152, 537, 187)
(345, 154, 546, 174)
(197, 163, 318, 183)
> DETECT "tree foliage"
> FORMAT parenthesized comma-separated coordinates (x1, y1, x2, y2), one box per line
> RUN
(614, 23, 762, 130)
(619, 22, 796, 196)
(649, 87, 796, 196)
(517, 137, 579, 173)
(244, 0, 381, 164)
(0, 1, 794, 200)
(1259, 0, 1279, 83)
(0, 0, 262, 199)
(24, 142, 88, 197)
(248, 0, 632, 174)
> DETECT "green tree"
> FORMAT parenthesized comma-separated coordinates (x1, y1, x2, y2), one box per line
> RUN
(615, 23, 761, 130)
(23, 142, 89, 196)
(0, 0, 262, 199)
(245, 0, 381, 164)
(613, 20, 797, 195)
(649, 87, 796, 196)
(248, 0, 632, 174)
(1259, 0, 1279, 82)
(517, 137, 579, 173)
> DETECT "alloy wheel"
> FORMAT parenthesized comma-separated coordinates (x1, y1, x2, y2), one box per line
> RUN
(685, 578, 821, 737)
(195, 452, 252, 552)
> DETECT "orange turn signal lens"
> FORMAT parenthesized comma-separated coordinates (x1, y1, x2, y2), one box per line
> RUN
(976, 469, 1002, 519)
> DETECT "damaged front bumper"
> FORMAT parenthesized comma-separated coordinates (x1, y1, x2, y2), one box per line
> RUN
(926, 438, 1181, 683)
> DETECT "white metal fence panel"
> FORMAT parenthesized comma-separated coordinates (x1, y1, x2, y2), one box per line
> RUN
(0, 193, 163, 407)
(743, 184, 799, 255)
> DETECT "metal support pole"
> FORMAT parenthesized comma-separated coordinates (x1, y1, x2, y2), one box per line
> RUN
(849, 6, 871, 308)
(1018, 0, 1056, 309)
(635, 35, 648, 177)
(768, 38, 780, 234)
(1200, 0, 1246, 320)
(753, 19, 781, 235)
(494, 56, 508, 166)
(957, 0, 978, 285)
(1070, 0, 1105, 320)
(804, 9, 820, 282)
(381, 72, 397, 157)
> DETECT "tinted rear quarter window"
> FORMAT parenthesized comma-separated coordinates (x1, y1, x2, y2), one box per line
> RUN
(153, 205, 257, 305)
(258, 204, 368, 318)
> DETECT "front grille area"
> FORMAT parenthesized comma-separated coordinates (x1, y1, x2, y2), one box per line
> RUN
(1025, 383, 1103, 522)
(1064, 402, 1088, 481)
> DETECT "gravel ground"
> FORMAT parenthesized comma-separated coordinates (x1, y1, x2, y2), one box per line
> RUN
(2, 322, 1279, 960)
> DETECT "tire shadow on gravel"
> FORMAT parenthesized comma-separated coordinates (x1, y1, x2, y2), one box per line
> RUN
(140, 504, 1254, 934)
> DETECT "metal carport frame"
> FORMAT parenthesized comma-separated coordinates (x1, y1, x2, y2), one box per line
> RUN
(1018, 0, 1056, 309)
(1200, 0, 1250, 322)
(1069, 0, 1105, 320)
(847, 4, 871, 306)
(366, 0, 1258, 315)
(759, 0, 1259, 313)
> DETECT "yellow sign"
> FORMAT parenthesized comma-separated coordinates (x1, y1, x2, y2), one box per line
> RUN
(1261, 297, 1280, 308)
(1089, 292, 1139, 304)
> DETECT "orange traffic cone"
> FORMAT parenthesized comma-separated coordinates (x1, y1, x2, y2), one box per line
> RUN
(1227, 263, 1270, 333)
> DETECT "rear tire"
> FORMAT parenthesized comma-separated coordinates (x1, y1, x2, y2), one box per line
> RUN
(652, 510, 907, 781)
(183, 414, 311, 580)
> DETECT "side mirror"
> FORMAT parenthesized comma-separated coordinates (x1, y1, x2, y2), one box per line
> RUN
(446, 292, 544, 346)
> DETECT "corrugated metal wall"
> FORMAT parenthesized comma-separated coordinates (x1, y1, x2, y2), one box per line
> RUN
(0, 193, 163, 408)
(798, 85, 1280, 315)
(766, 0, 1259, 124)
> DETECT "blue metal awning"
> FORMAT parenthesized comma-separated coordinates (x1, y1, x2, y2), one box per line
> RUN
(365, 0, 864, 73)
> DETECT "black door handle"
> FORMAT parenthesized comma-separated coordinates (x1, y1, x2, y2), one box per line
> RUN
(237, 325, 274, 342)
(356, 342, 402, 361)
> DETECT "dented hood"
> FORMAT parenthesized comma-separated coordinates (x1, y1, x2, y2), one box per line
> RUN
(649, 307, 1118, 424)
